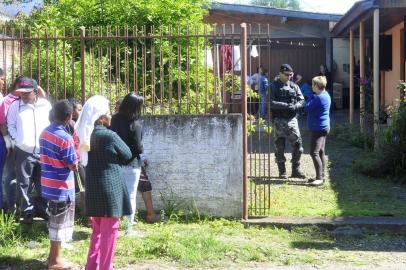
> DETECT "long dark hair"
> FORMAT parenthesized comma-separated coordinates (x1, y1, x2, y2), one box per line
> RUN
(119, 93, 144, 120)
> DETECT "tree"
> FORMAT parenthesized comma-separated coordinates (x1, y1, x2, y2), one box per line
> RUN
(7, 0, 218, 114)
(250, 0, 301, 10)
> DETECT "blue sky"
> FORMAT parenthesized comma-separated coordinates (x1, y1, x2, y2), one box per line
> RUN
(217, 0, 359, 14)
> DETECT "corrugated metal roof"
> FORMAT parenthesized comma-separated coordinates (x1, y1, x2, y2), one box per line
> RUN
(210, 3, 343, 22)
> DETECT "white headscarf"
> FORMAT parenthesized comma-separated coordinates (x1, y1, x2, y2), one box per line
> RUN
(74, 95, 110, 166)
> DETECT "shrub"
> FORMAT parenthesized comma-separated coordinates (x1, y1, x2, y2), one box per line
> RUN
(330, 123, 373, 149)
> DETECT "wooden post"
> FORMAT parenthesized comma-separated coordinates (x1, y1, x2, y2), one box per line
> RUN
(349, 29, 354, 124)
(241, 23, 248, 221)
(359, 21, 365, 133)
(373, 9, 380, 149)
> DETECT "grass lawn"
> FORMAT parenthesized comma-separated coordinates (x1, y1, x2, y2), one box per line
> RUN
(1, 218, 406, 269)
(248, 130, 406, 217)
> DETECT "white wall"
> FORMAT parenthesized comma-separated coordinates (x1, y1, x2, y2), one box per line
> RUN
(136, 114, 243, 218)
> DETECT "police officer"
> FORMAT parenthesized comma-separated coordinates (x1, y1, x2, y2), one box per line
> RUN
(270, 64, 306, 179)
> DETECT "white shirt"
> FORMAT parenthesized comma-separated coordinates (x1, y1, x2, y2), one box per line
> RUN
(7, 97, 52, 154)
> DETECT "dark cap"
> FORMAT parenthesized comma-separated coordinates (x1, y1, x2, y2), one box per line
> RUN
(280, 64, 293, 73)
(15, 77, 38, 93)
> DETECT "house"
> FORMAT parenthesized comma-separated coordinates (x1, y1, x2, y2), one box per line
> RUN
(205, 3, 342, 86)
(332, 0, 406, 135)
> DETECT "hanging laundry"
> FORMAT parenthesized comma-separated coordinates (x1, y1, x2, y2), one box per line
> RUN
(205, 49, 213, 69)
(233, 45, 241, 71)
(250, 45, 258, 57)
(220, 45, 233, 71)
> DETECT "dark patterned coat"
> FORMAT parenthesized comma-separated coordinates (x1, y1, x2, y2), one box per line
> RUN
(85, 125, 132, 217)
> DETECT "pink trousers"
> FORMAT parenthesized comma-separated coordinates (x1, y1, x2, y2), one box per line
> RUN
(85, 217, 119, 270)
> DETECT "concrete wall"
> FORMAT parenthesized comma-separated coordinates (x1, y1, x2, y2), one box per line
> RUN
(383, 21, 404, 106)
(333, 38, 360, 88)
(136, 114, 243, 218)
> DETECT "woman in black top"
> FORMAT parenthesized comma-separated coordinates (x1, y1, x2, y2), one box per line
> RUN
(110, 93, 144, 230)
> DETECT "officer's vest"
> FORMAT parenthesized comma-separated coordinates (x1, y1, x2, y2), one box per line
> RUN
(271, 80, 299, 119)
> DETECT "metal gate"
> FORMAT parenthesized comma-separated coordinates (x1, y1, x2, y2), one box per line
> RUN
(0, 24, 325, 219)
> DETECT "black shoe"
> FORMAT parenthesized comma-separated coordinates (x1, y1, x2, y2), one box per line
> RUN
(291, 169, 306, 179)
(277, 163, 287, 179)
(22, 213, 34, 224)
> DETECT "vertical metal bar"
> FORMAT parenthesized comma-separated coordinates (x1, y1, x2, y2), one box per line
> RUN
(159, 26, 164, 114)
(80, 26, 86, 103)
(349, 29, 354, 124)
(373, 8, 380, 147)
(90, 27, 94, 96)
(133, 26, 137, 93)
(29, 27, 32, 78)
(142, 26, 146, 100)
(37, 28, 41, 86)
(19, 28, 23, 76)
(11, 28, 15, 81)
(213, 25, 218, 112)
(177, 26, 182, 113)
(2, 27, 6, 93)
(99, 26, 103, 96)
(221, 24, 225, 113)
(204, 25, 208, 113)
(54, 28, 58, 98)
(359, 21, 365, 134)
(125, 26, 129, 93)
(241, 23, 248, 220)
(186, 25, 190, 113)
(151, 25, 155, 114)
(45, 28, 50, 95)
(168, 25, 173, 113)
(108, 26, 112, 102)
(63, 27, 67, 98)
(195, 25, 199, 113)
(71, 28, 75, 98)
(115, 26, 120, 101)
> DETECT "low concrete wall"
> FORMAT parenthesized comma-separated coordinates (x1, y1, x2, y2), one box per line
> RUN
(136, 114, 243, 218)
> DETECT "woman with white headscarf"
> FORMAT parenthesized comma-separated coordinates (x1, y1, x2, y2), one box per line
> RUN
(75, 95, 132, 270)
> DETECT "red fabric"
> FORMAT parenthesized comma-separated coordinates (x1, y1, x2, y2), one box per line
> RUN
(220, 45, 233, 72)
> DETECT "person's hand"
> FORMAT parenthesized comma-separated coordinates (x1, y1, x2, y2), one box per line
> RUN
(37, 85, 46, 97)
(68, 163, 78, 172)
(287, 104, 296, 112)
(143, 159, 149, 167)
(3, 135, 13, 157)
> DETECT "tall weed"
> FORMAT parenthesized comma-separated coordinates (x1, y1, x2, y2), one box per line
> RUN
(0, 211, 21, 247)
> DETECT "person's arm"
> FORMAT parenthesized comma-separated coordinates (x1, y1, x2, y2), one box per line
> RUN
(62, 137, 78, 172)
(129, 121, 144, 156)
(293, 84, 305, 110)
(37, 86, 46, 98)
(304, 95, 319, 112)
(269, 83, 291, 110)
(6, 102, 18, 140)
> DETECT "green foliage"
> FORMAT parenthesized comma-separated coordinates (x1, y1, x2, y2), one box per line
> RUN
(250, 0, 300, 10)
(330, 123, 373, 149)
(7, 0, 219, 113)
(354, 101, 406, 183)
(0, 211, 21, 248)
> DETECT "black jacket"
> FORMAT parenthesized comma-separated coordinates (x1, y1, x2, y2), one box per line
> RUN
(110, 113, 143, 165)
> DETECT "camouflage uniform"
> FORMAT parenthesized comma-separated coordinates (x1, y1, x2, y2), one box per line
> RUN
(270, 79, 305, 178)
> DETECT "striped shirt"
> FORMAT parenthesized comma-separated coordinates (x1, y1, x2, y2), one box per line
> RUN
(40, 122, 77, 201)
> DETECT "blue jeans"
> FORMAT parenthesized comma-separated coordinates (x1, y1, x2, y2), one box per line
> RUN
(0, 137, 7, 210)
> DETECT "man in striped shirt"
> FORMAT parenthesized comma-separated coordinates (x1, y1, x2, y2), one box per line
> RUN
(40, 100, 78, 270)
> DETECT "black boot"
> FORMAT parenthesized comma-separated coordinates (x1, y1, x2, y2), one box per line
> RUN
(277, 163, 287, 179)
(291, 163, 306, 179)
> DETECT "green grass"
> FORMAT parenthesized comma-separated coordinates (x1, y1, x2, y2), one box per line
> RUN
(248, 131, 406, 217)
(1, 218, 406, 269)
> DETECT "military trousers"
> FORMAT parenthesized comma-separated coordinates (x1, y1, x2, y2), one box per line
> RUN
(273, 117, 303, 165)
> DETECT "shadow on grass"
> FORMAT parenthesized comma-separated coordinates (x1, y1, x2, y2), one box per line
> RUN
(291, 239, 406, 252)
(0, 257, 46, 270)
(251, 177, 310, 186)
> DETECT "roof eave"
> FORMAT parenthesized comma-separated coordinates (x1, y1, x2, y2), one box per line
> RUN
(210, 3, 343, 22)
(332, 0, 377, 37)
